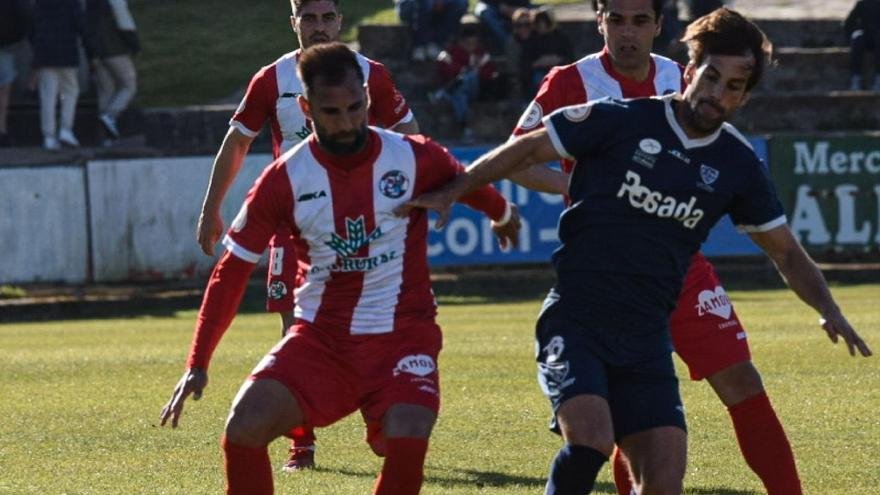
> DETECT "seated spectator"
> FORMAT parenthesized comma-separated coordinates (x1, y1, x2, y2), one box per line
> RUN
(844, 0, 880, 90)
(474, 0, 533, 50)
(30, 0, 94, 151)
(86, 0, 140, 144)
(397, 0, 469, 62)
(430, 24, 501, 142)
(504, 7, 534, 100)
(0, 0, 31, 147)
(521, 7, 572, 97)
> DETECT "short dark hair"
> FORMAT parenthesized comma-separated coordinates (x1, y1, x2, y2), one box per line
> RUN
(291, 0, 339, 15)
(297, 42, 364, 96)
(681, 8, 773, 91)
(592, 0, 663, 20)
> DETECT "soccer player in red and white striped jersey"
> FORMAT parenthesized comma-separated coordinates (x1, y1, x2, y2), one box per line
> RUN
(195, 0, 419, 470)
(509, 1, 803, 493)
(161, 43, 521, 495)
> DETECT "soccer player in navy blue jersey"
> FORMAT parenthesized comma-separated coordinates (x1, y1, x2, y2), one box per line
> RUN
(398, 8, 872, 494)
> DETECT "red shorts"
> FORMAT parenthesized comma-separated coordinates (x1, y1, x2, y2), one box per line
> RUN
(670, 253, 751, 381)
(265, 226, 296, 313)
(250, 319, 443, 429)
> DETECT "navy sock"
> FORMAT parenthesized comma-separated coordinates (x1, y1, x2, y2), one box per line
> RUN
(544, 444, 608, 495)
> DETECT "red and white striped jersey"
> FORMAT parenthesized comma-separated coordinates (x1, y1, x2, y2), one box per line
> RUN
(512, 48, 685, 171)
(185, 128, 507, 369)
(230, 49, 414, 158)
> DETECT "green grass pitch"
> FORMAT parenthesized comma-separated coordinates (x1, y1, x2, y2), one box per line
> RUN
(1, 283, 877, 494)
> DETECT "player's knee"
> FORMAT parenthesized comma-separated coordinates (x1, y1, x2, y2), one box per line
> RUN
(224, 411, 269, 448)
(383, 404, 436, 439)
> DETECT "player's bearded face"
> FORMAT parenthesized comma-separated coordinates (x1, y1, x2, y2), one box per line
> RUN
(308, 76, 370, 155)
(681, 54, 753, 133)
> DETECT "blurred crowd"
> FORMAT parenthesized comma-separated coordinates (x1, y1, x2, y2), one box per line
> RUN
(0, 0, 139, 149)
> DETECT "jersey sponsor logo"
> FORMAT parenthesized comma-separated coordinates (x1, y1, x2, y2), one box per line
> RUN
(695, 286, 732, 319)
(639, 138, 662, 155)
(518, 101, 544, 130)
(379, 170, 410, 199)
(231, 204, 248, 232)
(308, 250, 398, 275)
(616, 170, 705, 229)
(393, 354, 436, 377)
(326, 216, 383, 257)
(267, 280, 288, 301)
(562, 104, 591, 122)
(297, 190, 327, 202)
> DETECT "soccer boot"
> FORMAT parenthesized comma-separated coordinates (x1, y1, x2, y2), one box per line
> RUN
(281, 445, 316, 472)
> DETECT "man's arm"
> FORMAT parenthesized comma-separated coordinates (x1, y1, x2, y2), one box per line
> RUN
(749, 225, 872, 357)
(397, 129, 561, 226)
(508, 164, 569, 194)
(197, 128, 255, 256)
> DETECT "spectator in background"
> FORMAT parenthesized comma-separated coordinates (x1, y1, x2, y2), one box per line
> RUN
(505, 7, 534, 100)
(30, 0, 94, 151)
(844, 0, 880, 90)
(687, 0, 725, 18)
(521, 7, 572, 97)
(474, 0, 533, 50)
(0, 0, 31, 147)
(397, 0, 469, 62)
(86, 0, 140, 143)
(431, 24, 501, 142)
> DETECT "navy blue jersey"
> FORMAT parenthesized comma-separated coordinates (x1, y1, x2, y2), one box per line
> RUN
(541, 95, 786, 363)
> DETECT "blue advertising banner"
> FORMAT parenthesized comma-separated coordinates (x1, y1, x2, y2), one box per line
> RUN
(427, 140, 767, 266)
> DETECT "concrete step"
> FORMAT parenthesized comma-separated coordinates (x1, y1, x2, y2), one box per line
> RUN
(758, 47, 877, 92)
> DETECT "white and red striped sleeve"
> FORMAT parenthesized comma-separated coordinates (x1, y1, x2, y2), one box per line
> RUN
(366, 60, 414, 130)
(511, 64, 587, 137)
(186, 163, 295, 370)
(230, 64, 278, 138)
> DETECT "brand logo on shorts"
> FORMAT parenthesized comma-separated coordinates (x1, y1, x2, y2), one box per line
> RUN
(268, 280, 288, 301)
(393, 354, 436, 377)
(537, 336, 575, 397)
(517, 101, 544, 130)
(379, 170, 410, 199)
(695, 286, 732, 319)
(252, 354, 276, 374)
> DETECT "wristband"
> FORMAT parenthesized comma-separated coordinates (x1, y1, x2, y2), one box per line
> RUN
(493, 201, 513, 227)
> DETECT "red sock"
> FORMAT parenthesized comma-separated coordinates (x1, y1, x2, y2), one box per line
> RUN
(728, 392, 802, 495)
(372, 437, 429, 495)
(290, 425, 317, 446)
(611, 447, 634, 495)
(221, 435, 273, 495)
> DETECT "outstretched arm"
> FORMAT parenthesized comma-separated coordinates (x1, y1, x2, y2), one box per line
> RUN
(197, 128, 255, 256)
(396, 129, 561, 227)
(508, 164, 569, 195)
(749, 225, 872, 357)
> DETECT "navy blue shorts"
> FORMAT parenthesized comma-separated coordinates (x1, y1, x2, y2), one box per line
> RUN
(536, 304, 687, 441)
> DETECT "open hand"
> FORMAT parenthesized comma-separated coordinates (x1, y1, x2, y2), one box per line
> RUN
(819, 312, 872, 357)
(159, 368, 208, 428)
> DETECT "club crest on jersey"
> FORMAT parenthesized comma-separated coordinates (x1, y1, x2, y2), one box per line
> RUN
(393, 354, 436, 377)
(518, 101, 544, 130)
(326, 216, 383, 257)
(379, 170, 410, 199)
(267, 280, 288, 301)
(616, 170, 705, 229)
(562, 104, 591, 122)
(700, 164, 720, 185)
(695, 286, 732, 319)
